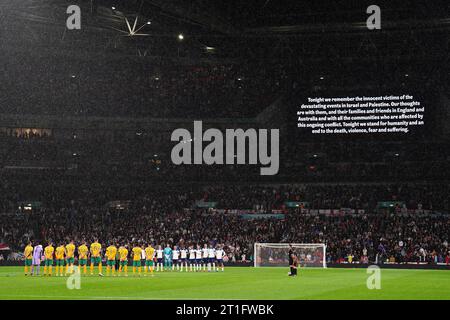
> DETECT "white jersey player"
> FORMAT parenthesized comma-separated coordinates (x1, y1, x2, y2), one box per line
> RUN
(156, 245, 164, 272)
(180, 247, 188, 272)
(215, 245, 225, 272)
(202, 244, 209, 271)
(207, 246, 216, 272)
(172, 246, 180, 271)
(188, 246, 196, 272)
(195, 245, 202, 272)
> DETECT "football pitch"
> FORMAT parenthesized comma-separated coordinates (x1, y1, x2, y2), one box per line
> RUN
(0, 266, 449, 300)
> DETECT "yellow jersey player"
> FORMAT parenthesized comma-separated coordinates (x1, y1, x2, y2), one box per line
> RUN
(105, 243, 117, 276)
(131, 244, 143, 276)
(55, 243, 66, 276)
(23, 241, 33, 276)
(90, 238, 103, 276)
(144, 244, 155, 276)
(44, 241, 54, 276)
(118, 245, 129, 276)
(65, 240, 76, 275)
(78, 241, 89, 275)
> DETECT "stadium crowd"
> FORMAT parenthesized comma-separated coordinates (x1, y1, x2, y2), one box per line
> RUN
(0, 125, 448, 265)
(1, 56, 287, 119)
(1, 183, 449, 265)
(1, 130, 449, 184)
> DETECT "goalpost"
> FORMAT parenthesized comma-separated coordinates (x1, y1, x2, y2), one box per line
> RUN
(254, 243, 327, 268)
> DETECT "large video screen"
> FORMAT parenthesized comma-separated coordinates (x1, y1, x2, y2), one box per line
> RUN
(296, 93, 425, 135)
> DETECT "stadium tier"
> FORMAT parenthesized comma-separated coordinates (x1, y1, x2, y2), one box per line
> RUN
(1, 184, 449, 265)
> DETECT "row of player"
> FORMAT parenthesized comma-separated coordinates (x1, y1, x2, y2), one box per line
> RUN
(23, 239, 226, 276)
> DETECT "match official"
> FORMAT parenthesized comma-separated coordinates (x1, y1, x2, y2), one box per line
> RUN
(288, 244, 298, 277)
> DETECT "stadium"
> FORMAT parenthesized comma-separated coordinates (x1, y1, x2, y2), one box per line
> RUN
(0, 0, 449, 302)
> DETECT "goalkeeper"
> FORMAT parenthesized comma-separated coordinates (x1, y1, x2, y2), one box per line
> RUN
(163, 244, 173, 271)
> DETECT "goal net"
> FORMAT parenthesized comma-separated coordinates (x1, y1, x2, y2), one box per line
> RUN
(254, 243, 326, 268)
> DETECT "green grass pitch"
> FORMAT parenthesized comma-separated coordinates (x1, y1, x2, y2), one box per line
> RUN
(0, 267, 449, 300)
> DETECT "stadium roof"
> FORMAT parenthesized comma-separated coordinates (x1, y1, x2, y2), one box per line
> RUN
(0, 0, 448, 119)
(3, 0, 449, 58)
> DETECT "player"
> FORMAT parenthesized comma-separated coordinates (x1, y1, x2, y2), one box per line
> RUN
(131, 243, 142, 276)
(172, 246, 180, 271)
(77, 240, 89, 275)
(118, 244, 129, 276)
(105, 242, 117, 276)
(189, 245, 196, 271)
(140, 244, 146, 270)
(289, 252, 299, 277)
(179, 246, 187, 272)
(195, 244, 202, 272)
(23, 241, 33, 276)
(156, 245, 164, 272)
(207, 244, 216, 272)
(163, 244, 173, 271)
(115, 243, 121, 271)
(55, 243, 66, 276)
(144, 243, 155, 276)
(90, 238, 103, 276)
(186, 246, 195, 271)
(202, 244, 209, 271)
(188, 245, 196, 272)
(43, 241, 54, 276)
(31, 243, 43, 276)
(215, 245, 225, 272)
(65, 240, 76, 275)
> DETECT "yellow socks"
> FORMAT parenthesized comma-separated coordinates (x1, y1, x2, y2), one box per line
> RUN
(106, 265, 115, 276)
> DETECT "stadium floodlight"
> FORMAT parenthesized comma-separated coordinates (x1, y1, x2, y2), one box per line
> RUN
(254, 243, 327, 268)
(112, 16, 150, 37)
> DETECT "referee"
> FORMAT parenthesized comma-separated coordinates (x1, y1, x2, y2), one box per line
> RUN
(288, 244, 298, 277)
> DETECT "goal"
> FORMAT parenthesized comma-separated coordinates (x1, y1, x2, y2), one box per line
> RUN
(254, 243, 327, 268)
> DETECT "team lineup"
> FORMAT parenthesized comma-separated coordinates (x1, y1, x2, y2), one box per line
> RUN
(23, 240, 226, 277)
